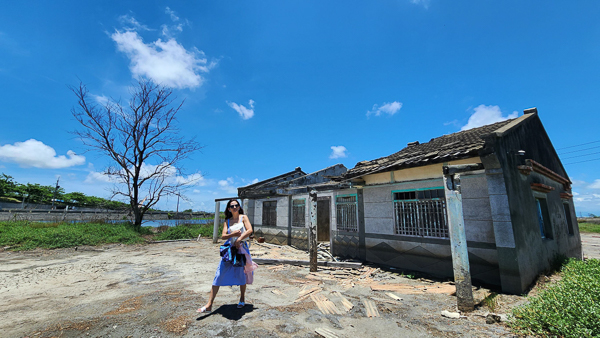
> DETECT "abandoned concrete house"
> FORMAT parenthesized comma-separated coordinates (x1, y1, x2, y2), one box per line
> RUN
(237, 108, 581, 294)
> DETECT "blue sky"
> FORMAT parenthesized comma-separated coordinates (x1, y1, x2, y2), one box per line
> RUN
(1, 1, 599, 214)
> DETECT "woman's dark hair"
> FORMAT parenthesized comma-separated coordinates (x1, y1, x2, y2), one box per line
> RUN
(224, 199, 244, 220)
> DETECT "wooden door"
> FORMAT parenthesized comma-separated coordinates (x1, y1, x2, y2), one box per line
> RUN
(317, 197, 330, 242)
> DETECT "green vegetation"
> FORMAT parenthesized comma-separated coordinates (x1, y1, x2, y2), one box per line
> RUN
(155, 223, 223, 241)
(0, 173, 131, 210)
(510, 258, 600, 337)
(0, 221, 145, 250)
(579, 222, 600, 233)
(483, 292, 499, 312)
(0, 220, 222, 251)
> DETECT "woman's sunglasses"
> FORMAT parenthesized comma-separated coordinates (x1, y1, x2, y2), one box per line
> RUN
(229, 204, 240, 209)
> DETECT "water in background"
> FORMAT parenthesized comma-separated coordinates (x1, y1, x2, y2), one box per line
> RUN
(141, 219, 213, 227)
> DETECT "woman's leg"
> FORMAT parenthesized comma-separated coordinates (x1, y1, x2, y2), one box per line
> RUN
(203, 285, 220, 310)
(239, 284, 246, 303)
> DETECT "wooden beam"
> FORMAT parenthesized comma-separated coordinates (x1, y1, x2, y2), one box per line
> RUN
(252, 258, 362, 269)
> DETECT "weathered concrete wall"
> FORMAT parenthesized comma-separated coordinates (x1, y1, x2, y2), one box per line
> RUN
(251, 196, 289, 246)
(482, 113, 582, 294)
(356, 175, 500, 286)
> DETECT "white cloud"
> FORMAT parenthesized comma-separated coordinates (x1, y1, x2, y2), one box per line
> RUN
(165, 7, 179, 22)
(329, 146, 348, 159)
(118, 15, 152, 32)
(573, 191, 580, 196)
(111, 30, 214, 89)
(218, 177, 238, 194)
(410, 0, 431, 9)
(91, 94, 110, 105)
(461, 104, 518, 131)
(161, 8, 188, 38)
(589, 179, 600, 189)
(227, 100, 255, 120)
(367, 101, 402, 117)
(0, 139, 85, 169)
(251, 178, 259, 184)
(85, 171, 118, 184)
(85, 162, 206, 187)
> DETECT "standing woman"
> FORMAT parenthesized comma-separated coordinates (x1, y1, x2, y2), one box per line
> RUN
(198, 199, 257, 313)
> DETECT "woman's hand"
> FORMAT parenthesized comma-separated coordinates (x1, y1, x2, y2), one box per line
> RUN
(231, 230, 242, 237)
(234, 239, 241, 249)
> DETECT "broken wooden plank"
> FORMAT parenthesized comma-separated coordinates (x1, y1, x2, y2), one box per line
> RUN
(271, 289, 285, 296)
(333, 291, 354, 311)
(315, 328, 339, 338)
(362, 299, 379, 318)
(310, 294, 328, 314)
(385, 292, 403, 301)
(305, 274, 337, 281)
(295, 286, 322, 302)
(371, 297, 401, 305)
(252, 258, 362, 269)
(370, 283, 455, 295)
(311, 293, 341, 315)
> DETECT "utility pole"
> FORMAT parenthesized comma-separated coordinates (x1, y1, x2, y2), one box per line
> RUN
(51, 176, 60, 210)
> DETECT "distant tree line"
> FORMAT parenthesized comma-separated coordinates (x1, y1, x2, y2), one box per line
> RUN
(0, 173, 130, 210)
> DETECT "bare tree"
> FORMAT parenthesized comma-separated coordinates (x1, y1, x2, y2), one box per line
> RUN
(71, 80, 202, 230)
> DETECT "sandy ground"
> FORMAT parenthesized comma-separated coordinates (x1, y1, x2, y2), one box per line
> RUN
(581, 233, 600, 260)
(5, 234, 596, 338)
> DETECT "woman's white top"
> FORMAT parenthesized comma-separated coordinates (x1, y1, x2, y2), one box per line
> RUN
(229, 215, 246, 243)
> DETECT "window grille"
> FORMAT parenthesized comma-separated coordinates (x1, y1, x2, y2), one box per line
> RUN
(292, 199, 305, 227)
(262, 200, 277, 226)
(393, 188, 448, 238)
(336, 195, 358, 232)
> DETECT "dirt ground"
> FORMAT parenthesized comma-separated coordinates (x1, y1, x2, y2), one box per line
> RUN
(1, 236, 571, 338)
(581, 232, 600, 260)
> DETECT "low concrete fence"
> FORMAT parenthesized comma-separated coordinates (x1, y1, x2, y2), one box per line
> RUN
(0, 210, 211, 222)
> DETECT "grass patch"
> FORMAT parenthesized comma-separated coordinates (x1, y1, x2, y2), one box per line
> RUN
(483, 292, 499, 312)
(579, 222, 600, 233)
(0, 221, 145, 251)
(154, 223, 223, 241)
(510, 258, 600, 337)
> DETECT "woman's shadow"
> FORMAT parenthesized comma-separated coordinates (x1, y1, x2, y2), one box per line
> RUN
(197, 304, 256, 321)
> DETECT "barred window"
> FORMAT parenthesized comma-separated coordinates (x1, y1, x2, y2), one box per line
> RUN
(292, 199, 305, 227)
(393, 188, 448, 238)
(336, 194, 358, 232)
(262, 200, 277, 226)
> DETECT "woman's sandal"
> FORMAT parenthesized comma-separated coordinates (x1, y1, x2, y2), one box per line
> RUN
(237, 302, 245, 309)
(197, 306, 211, 313)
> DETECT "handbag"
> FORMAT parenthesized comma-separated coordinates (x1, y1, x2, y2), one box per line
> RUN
(219, 242, 246, 267)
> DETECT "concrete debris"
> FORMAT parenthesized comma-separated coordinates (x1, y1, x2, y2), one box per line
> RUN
(486, 313, 508, 323)
(441, 310, 461, 319)
(315, 327, 340, 338)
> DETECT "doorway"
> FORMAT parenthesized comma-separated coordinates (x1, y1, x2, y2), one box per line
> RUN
(317, 196, 330, 242)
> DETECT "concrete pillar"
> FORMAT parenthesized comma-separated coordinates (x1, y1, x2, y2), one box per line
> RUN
(357, 189, 366, 261)
(309, 190, 318, 272)
(213, 201, 221, 243)
(443, 167, 475, 312)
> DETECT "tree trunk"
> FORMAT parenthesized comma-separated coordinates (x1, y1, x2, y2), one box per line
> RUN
(133, 207, 143, 231)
